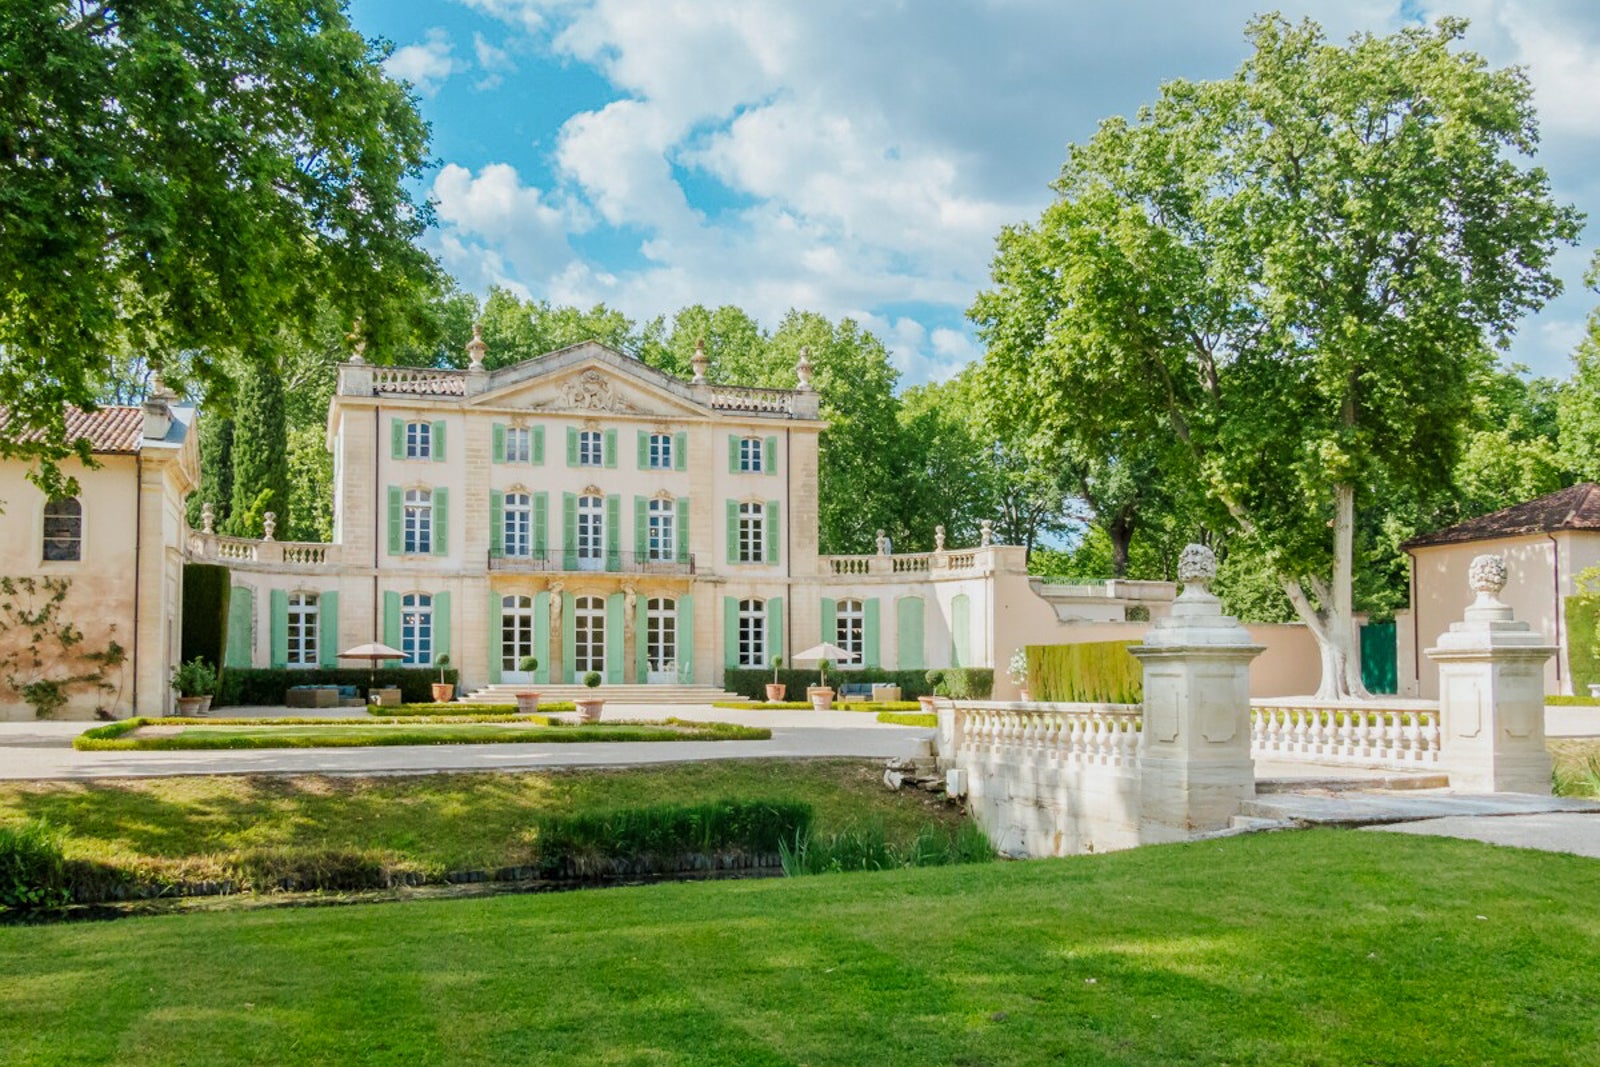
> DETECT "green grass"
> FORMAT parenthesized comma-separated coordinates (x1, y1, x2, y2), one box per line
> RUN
(875, 711, 936, 727)
(375, 701, 578, 716)
(1, 831, 1597, 1064)
(0, 760, 963, 888)
(74, 717, 768, 751)
(1547, 695, 1600, 706)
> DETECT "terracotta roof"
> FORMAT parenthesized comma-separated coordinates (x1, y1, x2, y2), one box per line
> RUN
(0, 406, 147, 455)
(1404, 483, 1600, 549)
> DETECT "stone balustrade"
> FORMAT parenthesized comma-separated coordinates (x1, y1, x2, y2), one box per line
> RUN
(707, 385, 796, 415)
(187, 530, 339, 570)
(822, 544, 1024, 578)
(948, 701, 1143, 766)
(1250, 699, 1441, 768)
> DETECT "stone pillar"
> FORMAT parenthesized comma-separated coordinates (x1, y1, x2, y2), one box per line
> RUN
(1130, 544, 1263, 843)
(1425, 554, 1555, 794)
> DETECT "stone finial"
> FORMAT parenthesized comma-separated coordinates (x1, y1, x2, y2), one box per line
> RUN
(691, 336, 710, 384)
(262, 511, 277, 542)
(796, 346, 815, 392)
(1469, 554, 1508, 602)
(876, 529, 891, 556)
(934, 525, 947, 552)
(466, 321, 487, 370)
(148, 366, 177, 401)
(980, 519, 993, 547)
(347, 318, 367, 364)
(200, 501, 215, 535)
(1176, 543, 1217, 597)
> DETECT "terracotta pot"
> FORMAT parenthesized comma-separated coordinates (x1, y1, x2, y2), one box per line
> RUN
(515, 692, 541, 715)
(175, 695, 205, 717)
(197, 694, 213, 715)
(807, 686, 834, 711)
(431, 682, 455, 703)
(764, 683, 787, 702)
(575, 698, 604, 723)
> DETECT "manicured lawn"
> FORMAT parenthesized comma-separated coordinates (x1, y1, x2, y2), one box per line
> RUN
(0, 760, 961, 885)
(73, 717, 767, 751)
(2, 830, 1597, 1065)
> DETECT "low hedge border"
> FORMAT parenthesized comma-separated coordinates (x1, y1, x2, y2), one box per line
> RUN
(374, 702, 578, 716)
(876, 712, 937, 727)
(1546, 696, 1600, 707)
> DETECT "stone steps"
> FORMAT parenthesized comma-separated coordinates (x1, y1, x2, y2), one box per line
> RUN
(460, 684, 746, 706)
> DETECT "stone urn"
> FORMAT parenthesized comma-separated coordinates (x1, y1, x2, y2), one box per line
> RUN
(765, 683, 787, 702)
(917, 695, 936, 713)
(430, 682, 455, 704)
(1017, 688, 1031, 703)
(515, 691, 541, 715)
(174, 696, 205, 717)
(575, 698, 604, 723)
(807, 686, 834, 711)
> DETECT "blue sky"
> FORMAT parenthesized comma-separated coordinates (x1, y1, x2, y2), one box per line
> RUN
(349, 1, 1600, 386)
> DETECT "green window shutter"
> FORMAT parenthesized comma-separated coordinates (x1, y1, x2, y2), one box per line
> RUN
(897, 597, 925, 671)
(605, 494, 621, 571)
(432, 421, 446, 462)
(764, 436, 777, 475)
(562, 493, 577, 570)
(726, 500, 739, 564)
(635, 593, 649, 681)
(723, 596, 739, 668)
(533, 590, 551, 684)
(391, 418, 404, 460)
(383, 591, 402, 666)
(566, 426, 578, 467)
(634, 496, 648, 558)
(951, 594, 971, 669)
(561, 592, 576, 683)
(764, 501, 780, 565)
(677, 595, 695, 683)
(487, 591, 502, 685)
(864, 598, 881, 669)
(728, 435, 739, 473)
(676, 498, 690, 564)
(637, 430, 649, 470)
(534, 492, 549, 557)
(269, 589, 288, 669)
(533, 426, 545, 465)
(318, 591, 340, 668)
(821, 597, 836, 647)
(604, 429, 618, 469)
(767, 597, 784, 667)
(386, 486, 402, 555)
(674, 431, 687, 471)
(605, 592, 624, 683)
(225, 586, 254, 668)
(432, 591, 451, 662)
(489, 490, 504, 557)
(492, 423, 506, 465)
(432, 488, 449, 556)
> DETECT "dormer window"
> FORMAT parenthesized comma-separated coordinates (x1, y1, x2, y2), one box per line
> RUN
(406, 421, 431, 460)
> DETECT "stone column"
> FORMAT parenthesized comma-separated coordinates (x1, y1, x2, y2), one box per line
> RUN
(1130, 544, 1263, 843)
(1425, 554, 1555, 794)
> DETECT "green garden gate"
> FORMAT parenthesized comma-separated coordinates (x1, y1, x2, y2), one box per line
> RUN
(1359, 621, 1397, 695)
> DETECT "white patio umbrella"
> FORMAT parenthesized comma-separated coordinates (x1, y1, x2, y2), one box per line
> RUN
(338, 642, 406, 689)
(791, 642, 857, 687)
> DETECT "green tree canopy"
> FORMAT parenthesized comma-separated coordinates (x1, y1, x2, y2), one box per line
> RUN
(972, 15, 1580, 697)
(0, 0, 436, 494)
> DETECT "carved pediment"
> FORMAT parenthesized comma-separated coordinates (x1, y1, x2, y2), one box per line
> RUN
(529, 370, 645, 415)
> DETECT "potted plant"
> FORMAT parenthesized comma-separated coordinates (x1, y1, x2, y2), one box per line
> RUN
(515, 656, 541, 714)
(918, 669, 944, 713)
(1008, 648, 1030, 703)
(765, 656, 787, 702)
(431, 653, 455, 704)
(170, 657, 216, 716)
(576, 670, 604, 723)
(807, 658, 835, 711)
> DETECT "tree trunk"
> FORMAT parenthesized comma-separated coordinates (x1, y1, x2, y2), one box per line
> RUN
(1278, 482, 1373, 700)
(1106, 512, 1133, 579)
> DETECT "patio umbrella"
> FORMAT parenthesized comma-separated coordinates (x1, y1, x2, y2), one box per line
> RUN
(791, 642, 857, 687)
(338, 642, 406, 689)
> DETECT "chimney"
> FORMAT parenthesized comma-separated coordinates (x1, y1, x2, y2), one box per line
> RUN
(143, 371, 175, 441)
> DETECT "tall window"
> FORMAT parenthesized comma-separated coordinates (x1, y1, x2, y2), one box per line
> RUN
(738, 598, 765, 668)
(500, 595, 534, 674)
(649, 432, 673, 470)
(578, 429, 603, 467)
(835, 599, 864, 664)
(738, 502, 764, 563)
(575, 595, 605, 674)
(505, 427, 532, 464)
(286, 592, 319, 667)
(577, 494, 604, 569)
(405, 421, 432, 460)
(41, 497, 82, 562)
(648, 497, 675, 561)
(738, 436, 763, 473)
(401, 593, 432, 666)
(504, 492, 532, 557)
(647, 597, 676, 673)
(403, 489, 433, 554)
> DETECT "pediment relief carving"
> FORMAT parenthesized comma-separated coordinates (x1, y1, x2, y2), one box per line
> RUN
(529, 370, 645, 415)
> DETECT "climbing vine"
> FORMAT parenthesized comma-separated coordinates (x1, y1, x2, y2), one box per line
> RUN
(0, 577, 125, 718)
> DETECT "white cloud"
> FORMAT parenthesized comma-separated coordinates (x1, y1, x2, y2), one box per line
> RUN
(431, 162, 581, 286)
(385, 28, 461, 98)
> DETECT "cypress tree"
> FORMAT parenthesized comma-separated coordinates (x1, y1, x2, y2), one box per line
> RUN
(227, 356, 289, 537)
(187, 416, 235, 530)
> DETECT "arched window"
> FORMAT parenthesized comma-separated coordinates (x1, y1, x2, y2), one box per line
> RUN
(577, 494, 604, 569)
(503, 492, 532, 557)
(405, 421, 432, 460)
(738, 598, 765, 667)
(401, 593, 433, 666)
(42, 497, 82, 562)
(403, 489, 433, 554)
(648, 497, 675, 561)
(286, 592, 319, 667)
(646, 597, 676, 674)
(835, 598, 864, 665)
(575, 595, 606, 674)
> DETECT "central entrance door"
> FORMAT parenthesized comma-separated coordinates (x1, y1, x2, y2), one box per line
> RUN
(500, 595, 535, 682)
(646, 597, 676, 684)
(574, 595, 605, 676)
